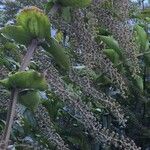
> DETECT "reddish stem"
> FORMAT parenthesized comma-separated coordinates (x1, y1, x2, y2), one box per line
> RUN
(1, 39, 38, 149)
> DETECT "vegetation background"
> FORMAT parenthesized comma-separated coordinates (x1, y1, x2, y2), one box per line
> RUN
(0, 0, 150, 149)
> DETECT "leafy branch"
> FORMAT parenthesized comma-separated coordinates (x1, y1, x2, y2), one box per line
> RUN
(1, 39, 39, 149)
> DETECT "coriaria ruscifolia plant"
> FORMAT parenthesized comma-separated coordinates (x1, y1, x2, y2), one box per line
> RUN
(34, 50, 140, 150)
(35, 104, 70, 150)
(91, 5, 141, 77)
(67, 9, 128, 98)
(0, 0, 150, 149)
(0, 5, 70, 149)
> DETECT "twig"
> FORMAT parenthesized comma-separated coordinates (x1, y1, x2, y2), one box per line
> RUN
(48, 3, 61, 16)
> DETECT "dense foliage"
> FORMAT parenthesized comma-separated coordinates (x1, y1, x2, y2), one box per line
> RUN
(0, 0, 150, 149)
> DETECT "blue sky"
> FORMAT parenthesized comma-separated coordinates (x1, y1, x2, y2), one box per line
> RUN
(131, 0, 148, 2)
(131, 0, 149, 4)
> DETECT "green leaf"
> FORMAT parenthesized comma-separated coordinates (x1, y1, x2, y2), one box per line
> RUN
(0, 120, 5, 134)
(144, 53, 150, 67)
(3, 42, 21, 62)
(95, 74, 111, 85)
(18, 90, 41, 111)
(134, 25, 148, 51)
(42, 99, 59, 120)
(97, 26, 111, 36)
(61, 7, 71, 23)
(98, 36, 122, 56)
(139, 8, 150, 18)
(134, 75, 144, 92)
(55, 31, 63, 43)
(42, 38, 70, 70)
(1, 25, 31, 45)
(103, 49, 120, 64)
(0, 70, 48, 91)
(23, 109, 37, 128)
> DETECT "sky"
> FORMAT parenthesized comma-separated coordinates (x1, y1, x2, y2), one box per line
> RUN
(131, 0, 149, 5)
(131, 0, 148, 2)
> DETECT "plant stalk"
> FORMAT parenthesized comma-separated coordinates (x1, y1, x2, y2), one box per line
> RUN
(1, 3, 60, 148)
(1, 39, 38, 149)
(48, 3, 61, 16)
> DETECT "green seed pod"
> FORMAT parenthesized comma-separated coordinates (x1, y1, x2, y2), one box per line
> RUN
(134, 25, 148, 51)
(18, 90, 41, 111)
(16, 6, 50, 39)
(57, 0, 92, 8)
(1, 25, 31, 45)
(42, 39, 70, 70)
(0, 70, 48, 91)
(99, 36, 122, 56)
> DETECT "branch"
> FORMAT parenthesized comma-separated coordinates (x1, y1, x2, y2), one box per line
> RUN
(1, 39, 39, 149)
(1, 3, 61, 148)
(48, 3, 61, 16)
(19, 39, 39, 71)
